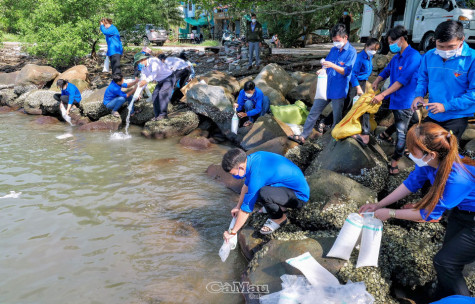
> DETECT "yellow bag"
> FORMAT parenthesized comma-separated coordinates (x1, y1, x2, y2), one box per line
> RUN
(331, 87, 381, 140)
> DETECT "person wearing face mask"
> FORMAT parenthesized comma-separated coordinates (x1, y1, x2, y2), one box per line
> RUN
(100, 18, 123, 75)
(233, 81, 270, 127)
(338, 11, 353, 37)
(133, 47, 153, 102)
(221, 149, 309, 239)
(246, 13, 263, 70)
(359, 122, 475, 300)
(289, 24, 356, 145)
(371, 25, 421, 175)
(412, 20, 475, 141)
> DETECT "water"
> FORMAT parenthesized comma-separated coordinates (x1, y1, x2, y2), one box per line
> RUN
(0, 112, 247, 304)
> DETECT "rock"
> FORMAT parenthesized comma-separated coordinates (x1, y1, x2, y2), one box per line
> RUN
(198, 70, 240, 95)
(286, 81, 315, 104)
(9, 92, 29, 110)
(373, 54, 390, 71)
(238, 75, 254, 90)
(80, 88, 109, 121)
(0, 89, 17, 107)
(206, 164, 244, 193)
(465, 139, 475, 158)
(127, 100, 154, 125)
(258, 83, 288, 106)
(290, 71, 317, 85)
(50, 79, 90, 93)
(463, 261, 475, 294)
(247, 136, 298, 156)
(253, 63, 298, 96)
(14, 64, 59, 94)
(240, 115, 293, 151)
(243, 238, 345, 295)
(23, 90, 59, 115)
(284, 143, 322, 172)
(53, 65, 88, 83)
(238, 226, 266, 261)
(306, 169, 377, 207)
(0, 106, 15, 113)
(186, 83, 234, 136)
(462, 128, 475, 141)
(69, 108, 91, 126)
(376, 110, 394, 127)
(179, 134, 211, 150)
(141, 110, 199, 139)
(0, 71, 19, 89)
(34, 116, 60, 125)
(78, 114, 122, 131)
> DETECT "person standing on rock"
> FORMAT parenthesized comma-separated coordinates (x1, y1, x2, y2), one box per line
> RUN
(246, 13, 263, 70)
(288, 24, 356, 145)
(164, 53, 191, 89)
(100, 18, 123, 75)
(412, 20, 475, 141)
(133, 47, 153, 102)
(54, 79, 81, 116)
(135, 54, 175, 121)
(371, 25, 421, 175)
(233, 81, 270, 127)
(103, 74, 139, 117)
(221, 149, 309, 239)
(360, 122, 475, 300)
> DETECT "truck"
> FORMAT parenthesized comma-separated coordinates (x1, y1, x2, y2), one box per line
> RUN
(360, 0, 475, 52)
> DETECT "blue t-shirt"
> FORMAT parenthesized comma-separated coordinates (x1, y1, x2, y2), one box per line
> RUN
(379, 45, 421, 110)
(100, 24, 123, 56)
(241, 151, 310, 213)
(431, 295, 475, 304)
(61, 83, 81, 104)
(350, 50, 373, 87)
(403, 160, 475, 221)
(414, 42, 475, 122)
(103, 81, 128, 105)
(236, 87, 264, 117)
(324, 42, 357, 99)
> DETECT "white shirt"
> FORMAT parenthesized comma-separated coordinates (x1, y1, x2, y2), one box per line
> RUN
(165, 57, 189, 71)
(140, 57, 173, 83)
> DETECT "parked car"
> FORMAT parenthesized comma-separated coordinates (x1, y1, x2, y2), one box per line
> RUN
(121, 24, 168, 46)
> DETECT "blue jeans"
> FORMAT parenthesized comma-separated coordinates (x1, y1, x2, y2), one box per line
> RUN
(105, 96, 133, 113)
(244, 96, 270, 122)
(391, 108, 413, 160)
(248, 42, 260, 67)
(301, 98, 345, 139)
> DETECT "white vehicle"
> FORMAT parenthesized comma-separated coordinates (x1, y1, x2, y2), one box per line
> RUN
(360, 0, 475, 52)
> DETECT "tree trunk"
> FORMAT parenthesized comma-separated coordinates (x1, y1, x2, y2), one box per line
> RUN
(369, 0, 391, 39)
(90, 39, 99, 60)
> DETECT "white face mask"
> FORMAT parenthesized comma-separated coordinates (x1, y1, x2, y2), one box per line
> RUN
(251, 19, 256, 23)
(333, 41, 345, 49)
(408, 153, 432, 167)
(245, 92, 253, 98)
(366, 49, 376, 57)
(435, 48, 457, 59)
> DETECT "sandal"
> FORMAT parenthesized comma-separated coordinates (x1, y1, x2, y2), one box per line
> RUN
(388, 163, 399, 176)
(288, 135, 305, 145)
(243, 121, 253, 127)
(112, 111, 120, 118)
(352, 134, 368, 149)
(260, 218, 287, 235)
(377, 131, 394, 144)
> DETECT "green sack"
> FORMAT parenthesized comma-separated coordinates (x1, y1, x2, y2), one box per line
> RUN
(270, 100, 309, 125)
(147, 82, 156, 93)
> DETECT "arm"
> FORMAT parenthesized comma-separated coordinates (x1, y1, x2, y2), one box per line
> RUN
(100, 24, 116, 35)
(350, 56, 363, 87)
(235, 91, 244, 111)
(66, 104, 72, 115)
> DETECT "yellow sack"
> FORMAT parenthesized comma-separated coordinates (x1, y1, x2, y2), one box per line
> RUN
(331, 87, 381, 140)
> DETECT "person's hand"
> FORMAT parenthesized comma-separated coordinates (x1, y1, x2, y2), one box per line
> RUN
(356, 86, 364, 96)
(316, 69, 324, 75)
(223, 231, 234, 243)
(375, 208, 391, 221)
(371, 81, 379, 91)
(66, 110, 70, 116)
(424, 102, 445, 114)
(372, 93, 385, 104)
(322, 61, 335, 69)
(233, 103, 238, 109)
(359, 199, 381, 213)
(237, 112, 247, 118)
(411, 96, 424, 111)
(100, 21, 104, 26)
(259, 42, 262, 48)
(139, 80, 147, 87)
(246, 42, 249, 47)
(231, 207, 240, 217)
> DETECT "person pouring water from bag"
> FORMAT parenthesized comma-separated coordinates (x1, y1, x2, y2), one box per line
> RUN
(54, 79, 81, 116)
(233, 81, 270, 127)
(360, 122, 475, 300)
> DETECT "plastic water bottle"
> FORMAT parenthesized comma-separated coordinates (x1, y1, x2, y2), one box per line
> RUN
(231, 111, 239, 134)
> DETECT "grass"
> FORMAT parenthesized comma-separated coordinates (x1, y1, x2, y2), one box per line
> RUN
(163, 40, 220, 47)
(1, 32, 29, 43)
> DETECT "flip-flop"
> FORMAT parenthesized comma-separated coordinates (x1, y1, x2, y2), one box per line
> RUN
(260, 218, 287, 235)
(112, 112, 120, 118)
(352, 134, 368, 149)
(288, 135, 305, 145)
(388, 163, 399, 176)
(377, 131, 394, 144)
(258, 207, 268, 214)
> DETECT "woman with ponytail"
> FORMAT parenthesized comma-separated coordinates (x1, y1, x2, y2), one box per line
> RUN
(360, 122, 475, 299)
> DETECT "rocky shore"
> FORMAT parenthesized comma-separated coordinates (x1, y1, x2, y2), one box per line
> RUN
(0, 46, 474, 303)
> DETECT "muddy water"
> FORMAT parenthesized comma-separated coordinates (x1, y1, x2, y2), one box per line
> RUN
(0, 112, 247, 304)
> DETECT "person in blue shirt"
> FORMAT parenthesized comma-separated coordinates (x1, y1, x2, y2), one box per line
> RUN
(221, 149, 309, 239)
(103, 74, 139, 117)
(289, 24, 356, 145)
(100, 18, 123, 75)
(53, 79, 81, 116)
(360, 122, 475, 300)
(412, 20, 475, 141)
(431, 295, 475, 304)
(371, 25, 421, 175)
(233, 81, 270, 127)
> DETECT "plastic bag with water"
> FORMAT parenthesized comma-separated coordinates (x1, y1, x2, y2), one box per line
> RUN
(103, 56, 110, 72)
(231, 112, 239, 134)
(315, 60, 327, 100)
(327, 213, 364, 260)
(356, 217, 383, 268)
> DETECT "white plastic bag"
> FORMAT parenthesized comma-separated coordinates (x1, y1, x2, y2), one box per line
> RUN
(132, 84, 145, 103)
(231, 111, 239, 134)
(353, 95, 360, 105)
(286, 252, 340, 287)
(103, 56, 110, 72)
(218, 217, 237, 262)
(285, 123, 303, 136)
(59, 103, 73, 126)
(314, 69, 327, 100)
(356, 217, 383, 268)
(327, 213, 364, 260)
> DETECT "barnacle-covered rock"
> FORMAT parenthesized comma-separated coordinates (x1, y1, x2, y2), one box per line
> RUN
(284, 142, 321, 172)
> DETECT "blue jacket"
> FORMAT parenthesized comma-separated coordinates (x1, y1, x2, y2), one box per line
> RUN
(431, 295, 475, 304)
(379, 45, 421, 110)
(350, 50, 373, 87)
(103, 81, 128, 105)
(415, 42, 475, 121)
(325, 42, 357, 99)
(403, 160, 475, 221)
(241, 152, 310, 213)
(61, 83, 81, 104)
(236, 87, 264, 117)
(100, 25, 123, 56)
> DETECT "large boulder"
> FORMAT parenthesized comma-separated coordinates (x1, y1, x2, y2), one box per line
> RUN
(253, 63, 298, 96)
(80, 88, 108, 121)
(286, 81, 315, 104)
(198, 70, 240, 95)
(258, 83, 288, 106)
(306, 169, 377, 207)
(14, 64, 59, 95)
(141, 110, 199, 139)
(179, 134, 211, 150)
(69, 108, 91, 126)
(247, 136, 298, 156)
(23, 90, 59, 115)
(50, 79, 90, 93)
(462, 128, 475, 141)
(238, 75, 254, 90)
(206, 164, 244, 193)
(290, 71, 317, 85)
(0, 89, 17, 107)
(53, 65, 88, 83)
(78, 114, 122, 131)
(284, 142, 322, 172)
(372, 54, 390, 71)
(240, 115, 293, 151)
(125, 100, 154, 125)
(0, 71, 19, 89)
(465, 139, 475, 158)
